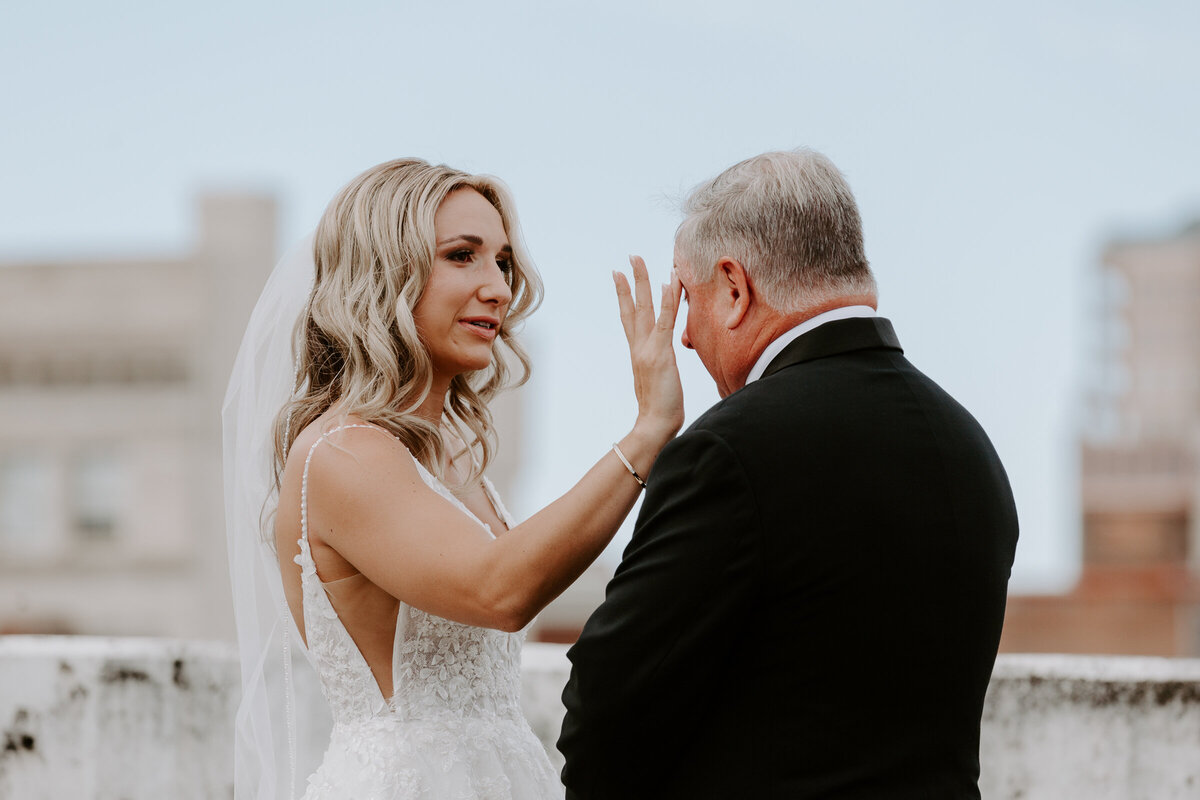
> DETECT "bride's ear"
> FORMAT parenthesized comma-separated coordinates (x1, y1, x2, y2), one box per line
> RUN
(717, 258, 752, 330)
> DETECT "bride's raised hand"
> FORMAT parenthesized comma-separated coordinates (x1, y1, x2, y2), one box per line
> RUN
(614, 255, 684, 444)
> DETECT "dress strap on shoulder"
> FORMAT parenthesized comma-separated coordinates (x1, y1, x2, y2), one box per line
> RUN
(300, 423, 398, 545)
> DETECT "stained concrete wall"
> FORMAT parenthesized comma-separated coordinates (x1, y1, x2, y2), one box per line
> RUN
(2, 637, 1198, 799)
(981, 654, 1200, 799)
(0, 636, 238, 799)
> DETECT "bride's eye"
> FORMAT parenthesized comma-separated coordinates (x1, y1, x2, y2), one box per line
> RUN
(447, 249, 473, 263)
(497, 256, 514, 274)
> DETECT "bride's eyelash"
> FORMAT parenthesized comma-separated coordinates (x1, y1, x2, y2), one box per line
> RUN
(444, 247, 512, 275)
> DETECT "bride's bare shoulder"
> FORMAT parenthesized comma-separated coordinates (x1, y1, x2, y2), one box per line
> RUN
(298, 415, 420, 484)
(289, 413, 392, 453)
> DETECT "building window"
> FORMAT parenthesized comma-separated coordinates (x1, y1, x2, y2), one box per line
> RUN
(70, 450, 125, 541)
(0, 453, 55, 556)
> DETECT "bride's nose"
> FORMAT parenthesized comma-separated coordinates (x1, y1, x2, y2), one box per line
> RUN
(478, 263, 513, 306)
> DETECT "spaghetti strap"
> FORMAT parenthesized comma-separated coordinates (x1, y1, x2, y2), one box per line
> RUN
(299, 423, 398, 547)
(292, 423, 404, 719)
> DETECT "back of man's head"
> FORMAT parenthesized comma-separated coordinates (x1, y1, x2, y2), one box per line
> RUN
(676, 149, 876, 312)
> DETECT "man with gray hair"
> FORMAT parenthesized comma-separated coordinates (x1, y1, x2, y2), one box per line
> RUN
(558, 149, 1018, 798)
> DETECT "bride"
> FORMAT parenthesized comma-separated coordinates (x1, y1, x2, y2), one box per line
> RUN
(223, 158, 683, 799)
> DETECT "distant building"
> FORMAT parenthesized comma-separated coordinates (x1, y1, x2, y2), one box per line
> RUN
(1001, 221, 1200, 656)
(0, 194, 276, 640)
(0, 193, 580, 643)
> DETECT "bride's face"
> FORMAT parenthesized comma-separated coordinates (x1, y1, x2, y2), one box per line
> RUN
(413, 188, 514, 383)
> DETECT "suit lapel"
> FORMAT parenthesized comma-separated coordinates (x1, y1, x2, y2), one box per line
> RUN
(761, 317, 903, 379)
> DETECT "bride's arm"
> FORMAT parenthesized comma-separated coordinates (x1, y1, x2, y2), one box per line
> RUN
(307, 257, 683, 631)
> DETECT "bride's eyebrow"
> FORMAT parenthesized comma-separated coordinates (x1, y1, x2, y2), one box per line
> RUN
(437, 234, 483, 247)
(436, 235, 513, 255)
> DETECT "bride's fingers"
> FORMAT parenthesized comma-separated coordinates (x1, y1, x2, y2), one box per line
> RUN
(613, 270, 635, 346)
(655, 271, 682, 335)
(629, 255, 654, 336)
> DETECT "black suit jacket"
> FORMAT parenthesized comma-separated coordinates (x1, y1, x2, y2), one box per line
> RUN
(557, 317, 1018, 799)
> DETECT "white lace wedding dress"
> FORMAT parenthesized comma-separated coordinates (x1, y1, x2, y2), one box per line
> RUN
(293, 425, 563, 799)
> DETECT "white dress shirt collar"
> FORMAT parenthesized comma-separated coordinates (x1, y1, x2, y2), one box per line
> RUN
(744, 305, 877, 386)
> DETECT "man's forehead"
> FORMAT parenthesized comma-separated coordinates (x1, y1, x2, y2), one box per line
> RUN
(671, 245, 695, 279)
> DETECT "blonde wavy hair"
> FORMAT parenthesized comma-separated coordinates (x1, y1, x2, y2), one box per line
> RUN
(272, 158, 542, 490)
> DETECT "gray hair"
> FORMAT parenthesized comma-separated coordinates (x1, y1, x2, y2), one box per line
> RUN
(675, 149, 876, 311)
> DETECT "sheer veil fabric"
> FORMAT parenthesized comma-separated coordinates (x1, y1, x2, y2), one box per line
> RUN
(223, 234, 325, 800)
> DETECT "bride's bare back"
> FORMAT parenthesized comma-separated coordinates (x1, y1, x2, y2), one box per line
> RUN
(272, 419, 560, 799)
(275, 417, 510, 699)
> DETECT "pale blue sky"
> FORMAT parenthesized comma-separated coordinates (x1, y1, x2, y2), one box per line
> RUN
(3, 1, 1198, 589)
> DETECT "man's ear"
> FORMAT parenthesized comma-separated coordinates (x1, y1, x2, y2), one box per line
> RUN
(716, 257, 752, 329)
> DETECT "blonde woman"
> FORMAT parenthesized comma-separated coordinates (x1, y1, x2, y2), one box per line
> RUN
(223, 158, 682, 799)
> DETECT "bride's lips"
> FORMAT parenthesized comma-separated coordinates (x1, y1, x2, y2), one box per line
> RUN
(459, 316, 501, 341)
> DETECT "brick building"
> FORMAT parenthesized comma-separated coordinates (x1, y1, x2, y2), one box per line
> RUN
(1001, 222, 1200, 655)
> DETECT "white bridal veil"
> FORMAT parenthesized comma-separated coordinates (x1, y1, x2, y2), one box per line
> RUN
(222, 233, 328, 800)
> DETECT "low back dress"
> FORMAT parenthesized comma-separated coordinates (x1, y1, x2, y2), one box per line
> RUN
(294, 424, 563, 800)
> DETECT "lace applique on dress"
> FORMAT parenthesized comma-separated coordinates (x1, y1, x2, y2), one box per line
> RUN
(294, 424, 561, 799)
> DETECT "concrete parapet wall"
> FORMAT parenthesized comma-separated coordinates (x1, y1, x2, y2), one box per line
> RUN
(0, 636, 238, 800)
(2, 638, 1198, 799)
(519, 642, 572, 774)
(980, 654, 1200, 799)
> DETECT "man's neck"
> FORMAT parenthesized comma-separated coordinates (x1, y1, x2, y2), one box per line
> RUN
(731, 294, 878, 391)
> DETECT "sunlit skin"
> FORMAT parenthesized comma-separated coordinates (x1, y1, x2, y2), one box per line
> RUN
(412, 187, 514, 423)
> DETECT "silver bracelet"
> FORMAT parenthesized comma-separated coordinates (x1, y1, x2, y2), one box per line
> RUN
(611, 442, 647, 489)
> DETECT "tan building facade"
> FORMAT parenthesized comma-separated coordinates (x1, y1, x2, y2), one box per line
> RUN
(0, 194, 276, 640)
(1001, 222, 1200, 655)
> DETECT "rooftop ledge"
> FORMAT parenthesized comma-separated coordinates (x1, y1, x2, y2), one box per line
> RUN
(2, 637, 1199, 799)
